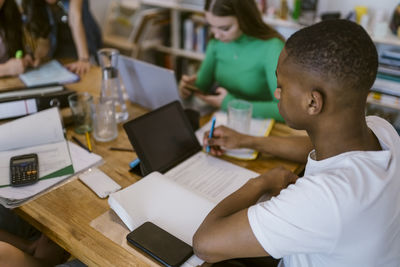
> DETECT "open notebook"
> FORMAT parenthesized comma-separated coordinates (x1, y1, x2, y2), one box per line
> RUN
(19, 60, 79, 87)
(195, 111, 275, 160)
(110, 101, 259, 266)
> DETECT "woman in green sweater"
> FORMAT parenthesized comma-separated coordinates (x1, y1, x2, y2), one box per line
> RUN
(179, 0, 285, 121)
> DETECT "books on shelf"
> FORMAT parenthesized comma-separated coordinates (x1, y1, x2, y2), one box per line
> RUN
(378, 63, 400, 77)
(381, 49, 400, 60)
(368, 91, 400, 110)
(372, 77, 400, 97)
(182, 14, 208, 53)
(195, 111, 275, 160)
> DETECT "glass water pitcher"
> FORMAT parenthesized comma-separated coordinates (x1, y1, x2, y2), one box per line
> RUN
(97, 48, 129, 123)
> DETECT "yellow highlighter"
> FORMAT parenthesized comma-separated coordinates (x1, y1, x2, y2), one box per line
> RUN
(15, 50, 23, 59)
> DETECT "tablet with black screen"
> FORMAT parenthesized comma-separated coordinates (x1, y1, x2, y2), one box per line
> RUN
(123, 101, 202, 176)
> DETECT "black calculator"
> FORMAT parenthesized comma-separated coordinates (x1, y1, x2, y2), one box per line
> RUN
(10, 153, 39, 187)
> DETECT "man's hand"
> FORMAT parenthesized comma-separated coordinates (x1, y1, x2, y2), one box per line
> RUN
(196, 87, 227, 108)
(204, 125, 246, 156)
(257, 166, 299, 196)
(66, 60, 90, 76)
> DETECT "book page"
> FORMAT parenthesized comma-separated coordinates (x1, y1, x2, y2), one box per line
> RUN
(165, 151, 259, 204)
(195, 111, 274, 160)
(0, 108, 64, 151)
(108, 172, 215, 245)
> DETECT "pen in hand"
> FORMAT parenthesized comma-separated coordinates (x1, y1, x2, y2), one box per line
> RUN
(206, 116, 216, 153)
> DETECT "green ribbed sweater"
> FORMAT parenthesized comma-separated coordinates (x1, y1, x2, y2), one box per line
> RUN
(195, 34, 284, 121)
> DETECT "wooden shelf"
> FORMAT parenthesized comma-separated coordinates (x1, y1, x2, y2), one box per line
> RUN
(141, 0, 202, 12)
(263, 16, 302, 30)
(263, 15, 400, 47)
(154, 45, 205, 61)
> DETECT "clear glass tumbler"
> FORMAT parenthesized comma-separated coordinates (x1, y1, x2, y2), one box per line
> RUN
(227, 99, 253, 134)
(68, 92, 93, 134)
(92, 98, 118, 142)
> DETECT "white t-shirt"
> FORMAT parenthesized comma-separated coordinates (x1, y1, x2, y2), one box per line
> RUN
(248, 116, 400, 267)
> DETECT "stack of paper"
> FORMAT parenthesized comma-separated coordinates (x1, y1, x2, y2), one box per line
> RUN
(195, 111, 275, 160)
(0, 108, 103, 208)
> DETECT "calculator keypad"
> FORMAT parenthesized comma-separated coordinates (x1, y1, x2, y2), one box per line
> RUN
(10, 161, 38, 186)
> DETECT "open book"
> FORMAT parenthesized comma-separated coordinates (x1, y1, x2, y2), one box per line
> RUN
(110, 101, 260, 265)
(195, 111, 275, 160)
(108, 151, 258, 264)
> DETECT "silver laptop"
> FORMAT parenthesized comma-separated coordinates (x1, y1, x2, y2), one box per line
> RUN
(118, 55, 215, 114)
(118, 55, 181, 110)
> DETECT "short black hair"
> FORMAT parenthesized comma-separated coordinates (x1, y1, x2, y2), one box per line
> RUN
(285, 19, 378, 93)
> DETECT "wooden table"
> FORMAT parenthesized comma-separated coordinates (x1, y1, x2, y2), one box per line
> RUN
(1, 67, 305, 266)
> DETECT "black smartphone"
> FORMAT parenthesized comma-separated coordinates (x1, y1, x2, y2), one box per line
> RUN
(126, 222, 193, 267)
(185, 83, 218, 96)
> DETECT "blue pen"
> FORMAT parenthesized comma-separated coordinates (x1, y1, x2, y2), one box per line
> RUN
(129, 158, 140, 169)
(206, 116, 216, 153)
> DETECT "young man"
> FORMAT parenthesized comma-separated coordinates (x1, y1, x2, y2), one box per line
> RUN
(193, 19, 400, 266)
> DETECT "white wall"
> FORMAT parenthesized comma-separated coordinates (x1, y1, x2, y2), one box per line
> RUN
(89, 0, 112, 30)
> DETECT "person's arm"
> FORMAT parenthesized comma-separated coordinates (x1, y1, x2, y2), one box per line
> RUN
(32, 38, 50, 67)
(0, 230, 35, 254)
(204, 126, 312, 163)
(0, 59, 25, 77)
(66, 0, 90, 75)
(193, 167, 298, 262)
(0, 241, 44, 267)
(194, 39, 217, 92)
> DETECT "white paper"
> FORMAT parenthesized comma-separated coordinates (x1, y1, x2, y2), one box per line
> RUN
(0, 142, 103, 208)
(0, 108, 64, 151)
(0, 99, 37, 119)
(165, 152, 258, 203)
(19, 60, 79, 87)
(109, 171, 215, 245)
(195, 111, 274, 160)
(0, 141, 72, 187)
(79, 168, 121, 198)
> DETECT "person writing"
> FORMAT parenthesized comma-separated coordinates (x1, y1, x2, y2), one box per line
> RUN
(179, 0, 284, 121)
(194, 19, 400, 266)
(0, 0, 32, 77)
(21, 0, 52, 68)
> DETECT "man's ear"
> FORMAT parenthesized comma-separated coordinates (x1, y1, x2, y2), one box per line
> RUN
(307, 89, 323, 115)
